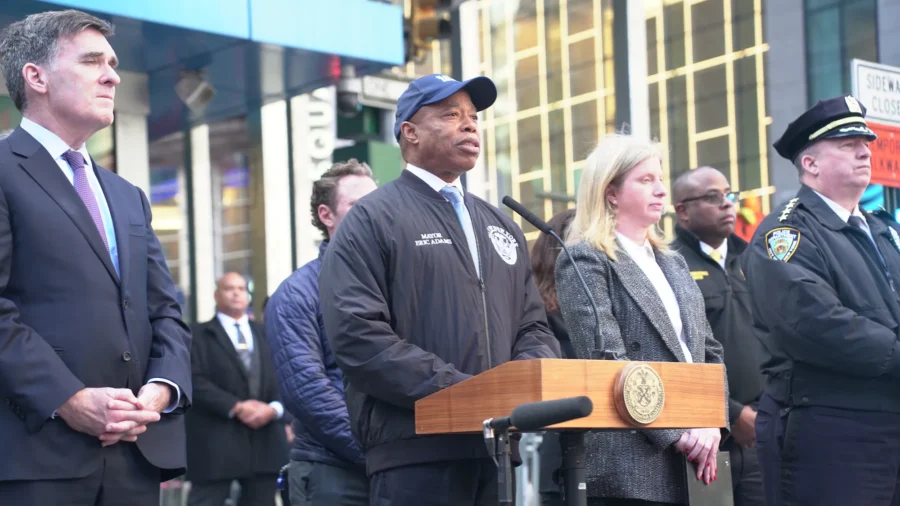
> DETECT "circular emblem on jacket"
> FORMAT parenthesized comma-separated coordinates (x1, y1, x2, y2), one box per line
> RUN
(487, 225, 518, 265)
(614, 362, 665, 426)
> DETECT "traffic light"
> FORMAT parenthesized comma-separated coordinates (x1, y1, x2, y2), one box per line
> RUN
(406, 0, 453, 63)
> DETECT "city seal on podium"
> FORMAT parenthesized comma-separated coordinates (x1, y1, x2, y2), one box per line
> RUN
(614, 362, 665, 427)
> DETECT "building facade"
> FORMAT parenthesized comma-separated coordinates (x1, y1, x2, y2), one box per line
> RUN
(453, 0, 771, 241)
(0, 0, 404, 323)
(767, 0, 899, 212)
(444, 0, 898, 240)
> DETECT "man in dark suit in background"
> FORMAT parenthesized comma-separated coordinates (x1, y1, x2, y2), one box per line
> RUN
(187, 272, 289, 506)
(0, 9, 192, 506)
(672, 167, 765, 506)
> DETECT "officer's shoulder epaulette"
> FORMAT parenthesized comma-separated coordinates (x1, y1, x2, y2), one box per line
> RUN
(777, 197, 800, 223)
(868, 207, 897, 224)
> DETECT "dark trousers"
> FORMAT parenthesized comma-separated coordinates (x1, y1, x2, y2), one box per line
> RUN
(0, 442, 160, 506)
(188, 474, 277, 506)
(756, 392, 900, 506)
(370, 459, 499, 506)
(728, 443, 764, 506)
(289, 460, 368, 506)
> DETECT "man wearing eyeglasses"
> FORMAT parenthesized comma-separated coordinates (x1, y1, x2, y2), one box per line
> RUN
(672, 166, 764, 506)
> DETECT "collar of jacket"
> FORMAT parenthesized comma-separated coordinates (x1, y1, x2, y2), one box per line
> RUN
(398, 168, 475, 206)
(673, 225, 747, 259)
(794, 184, 862, 232)
(317, 240, 329, 260)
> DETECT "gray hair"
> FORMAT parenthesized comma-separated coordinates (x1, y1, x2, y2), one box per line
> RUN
(0, 10, 113, 112)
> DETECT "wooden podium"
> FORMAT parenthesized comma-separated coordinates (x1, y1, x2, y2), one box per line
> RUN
(415, 358, 727, 434)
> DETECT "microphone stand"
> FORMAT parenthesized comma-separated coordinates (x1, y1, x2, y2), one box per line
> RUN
(558, 431, 588, 506)
(483, 420, 514, 505)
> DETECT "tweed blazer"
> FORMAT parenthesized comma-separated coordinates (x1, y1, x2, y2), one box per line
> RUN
(555, 239, 728, 504)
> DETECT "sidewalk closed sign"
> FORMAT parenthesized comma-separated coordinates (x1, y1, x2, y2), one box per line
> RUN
(852, 59, 900, 188)
(868, 123, 900, 187)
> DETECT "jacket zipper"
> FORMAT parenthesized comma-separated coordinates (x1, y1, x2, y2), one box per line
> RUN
(473, 231, 492, 369)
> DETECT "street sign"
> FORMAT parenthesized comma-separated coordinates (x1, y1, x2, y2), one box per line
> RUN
(852, 59, 900, 127)
(852, 59, 900, 189)
(359, 74, 414, 109)
(869, 123, 900, 187)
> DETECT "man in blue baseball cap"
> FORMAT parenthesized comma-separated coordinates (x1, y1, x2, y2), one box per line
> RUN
(319, 73, 560, 505)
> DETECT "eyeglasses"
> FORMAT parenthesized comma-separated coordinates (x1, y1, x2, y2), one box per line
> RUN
(680, 191, 738, 206)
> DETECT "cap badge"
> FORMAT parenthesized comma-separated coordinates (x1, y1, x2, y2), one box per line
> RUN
(845, 96, 862, 114)
(435, 74, 455, 83)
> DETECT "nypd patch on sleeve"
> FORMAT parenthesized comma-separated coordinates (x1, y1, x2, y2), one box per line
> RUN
(765, 227, 801, 262)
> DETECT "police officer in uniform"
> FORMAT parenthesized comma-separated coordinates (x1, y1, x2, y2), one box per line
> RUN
(743, 95, 900, 506)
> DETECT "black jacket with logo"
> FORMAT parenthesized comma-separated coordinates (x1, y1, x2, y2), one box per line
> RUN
(672, 228, 764, 424)
(741, 185, 900, 412)
(319, 170, 560, 475)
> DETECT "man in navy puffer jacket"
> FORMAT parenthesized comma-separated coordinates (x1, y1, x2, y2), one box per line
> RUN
(265, 159, 377, 506)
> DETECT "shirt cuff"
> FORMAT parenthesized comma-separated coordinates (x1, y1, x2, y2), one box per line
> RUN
(147, 378, 181, 413)
(269, 401, 284, 420)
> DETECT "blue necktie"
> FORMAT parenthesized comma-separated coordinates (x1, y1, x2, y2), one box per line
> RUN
(440, 186, 481, 277)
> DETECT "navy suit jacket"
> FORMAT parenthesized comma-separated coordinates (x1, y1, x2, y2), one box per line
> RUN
(0, 127, 192, 482)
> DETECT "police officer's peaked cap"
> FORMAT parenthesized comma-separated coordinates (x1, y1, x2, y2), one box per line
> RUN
(773, 95, 878, 162)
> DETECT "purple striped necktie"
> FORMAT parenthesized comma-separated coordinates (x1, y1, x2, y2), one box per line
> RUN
(62, 150, 109, 252)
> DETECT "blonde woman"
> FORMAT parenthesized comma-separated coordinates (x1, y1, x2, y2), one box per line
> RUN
(554, 134, 727, 506)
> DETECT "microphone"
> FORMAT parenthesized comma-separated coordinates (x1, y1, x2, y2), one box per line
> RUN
(502, 196, 610, 360)
(486, 396, 594, 432)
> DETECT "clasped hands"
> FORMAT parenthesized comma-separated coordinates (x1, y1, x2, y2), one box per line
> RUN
(673, 427, 721, 485)
(231, 400, 277, 430)
(56, 383, 171, 447)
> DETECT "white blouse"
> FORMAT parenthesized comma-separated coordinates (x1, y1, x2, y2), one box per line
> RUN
(615, 233, 693, 363)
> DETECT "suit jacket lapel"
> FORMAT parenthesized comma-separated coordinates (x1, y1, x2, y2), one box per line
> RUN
(9, 128, 118, 284)
(609, 248, 688, 362)
(96, 165, 127, 285)
(209, 318, 249, 380)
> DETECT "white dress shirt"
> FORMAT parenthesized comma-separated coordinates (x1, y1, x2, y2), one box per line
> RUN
(216, 312, 283, 419)
(405, 163, 465, 195)
(23, 118, 180, 414)
(616, 233, 693, 363)
(20, 118, 120, 276)
(813, 190, 873, 240)
(699, 240, 728, 269)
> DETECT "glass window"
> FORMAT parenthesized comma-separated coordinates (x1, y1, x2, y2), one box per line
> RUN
(516, 55, 541, 111)
(571, 99, 598, 162)
(515, 14, 538, 51)
(663, 3, 686, 71)
(667, 75, 690, 178)
(518, 116, 543, 174)
(569, 38, 597, 98)
(694, 65, 729, 133)
(691, 0, 725, 63)
(149, 131, 192, 323)
(648, 0, 768, 212)
(647, 17, 659, 76)
(805, 0, 877, 105)
(567, 0, 593, 35)
(544, 6, 564, 103)
(477, 0, 616, 224)
(209, 117, 252, 282)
